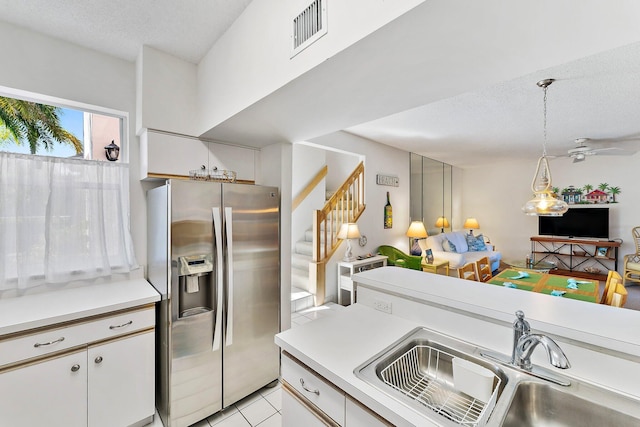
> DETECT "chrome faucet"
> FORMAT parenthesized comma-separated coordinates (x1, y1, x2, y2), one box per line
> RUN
(511, 310, 530, 364)
(511, 311, 571, 371)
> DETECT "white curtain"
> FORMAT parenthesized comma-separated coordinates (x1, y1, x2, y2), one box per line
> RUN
(0, 152, 138, 290)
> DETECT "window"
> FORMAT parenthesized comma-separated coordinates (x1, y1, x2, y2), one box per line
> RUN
(0, 90, 136, 292)
(0, 95, 123, 162)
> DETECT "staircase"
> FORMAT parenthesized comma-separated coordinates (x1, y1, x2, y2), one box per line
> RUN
(291, 228, 315, 313)
(292, 192, 340, 313)
(290, 162, 365, 311)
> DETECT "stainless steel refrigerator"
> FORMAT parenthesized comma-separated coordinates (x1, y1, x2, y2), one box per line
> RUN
(147, 179, 280, 427)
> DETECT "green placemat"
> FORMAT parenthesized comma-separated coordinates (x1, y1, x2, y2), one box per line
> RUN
(496, 270, 543, 284)
(539, 288, 597, 303)
(487, 279, 535, 292)
(544, 276, 597, 293)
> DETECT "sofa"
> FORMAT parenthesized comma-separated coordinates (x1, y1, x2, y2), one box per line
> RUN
(425, 231, 502, 272)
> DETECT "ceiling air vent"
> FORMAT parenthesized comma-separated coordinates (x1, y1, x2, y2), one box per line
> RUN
(291, 0, 327, 58)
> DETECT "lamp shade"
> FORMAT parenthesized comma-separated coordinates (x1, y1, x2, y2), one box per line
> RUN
(435, 217, 450, 228)
(337, 223, 361, 240)
(463, 218, 480, 229)
(406, 221, 428, 238)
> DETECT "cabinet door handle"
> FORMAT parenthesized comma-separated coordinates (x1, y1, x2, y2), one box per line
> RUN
(300, 378, 320, 395)
(94, 356, 103, 364)
(71, 364, 81, 372)
(34, 337, 65, 348)
(109, 320, 133, 330)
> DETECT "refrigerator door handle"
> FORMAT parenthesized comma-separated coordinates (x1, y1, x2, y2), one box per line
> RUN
(225, 207, 234, 346)
(212, 207, 224, 351)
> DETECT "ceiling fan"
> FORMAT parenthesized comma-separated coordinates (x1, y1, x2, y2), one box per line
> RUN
(563, 138, 636, 163)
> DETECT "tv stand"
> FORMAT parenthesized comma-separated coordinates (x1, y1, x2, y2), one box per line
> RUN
(531, 236, 620, 281)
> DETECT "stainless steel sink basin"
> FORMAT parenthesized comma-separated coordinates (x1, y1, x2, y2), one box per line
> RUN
(501, 381, 640, 427)
(356, 327, 640, 427)
(355, 327, 508, 426)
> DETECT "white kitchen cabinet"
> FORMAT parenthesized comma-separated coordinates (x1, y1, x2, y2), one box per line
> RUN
(345, 396, 394, 427)
(281, 352, 392, 427)
(0, 304, 156, 427)
(88, 330, 155, 427)
(281, 353, 345, 425)
(0, 349, 87, 427)
(140, 128, 257, 182)
(282, 383, 339, 427)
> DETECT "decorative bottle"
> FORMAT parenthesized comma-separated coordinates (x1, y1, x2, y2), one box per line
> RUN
(384, 191, 393, 229)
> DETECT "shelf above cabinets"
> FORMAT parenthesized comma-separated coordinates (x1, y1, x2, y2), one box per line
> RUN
(139, 129, 257, 182)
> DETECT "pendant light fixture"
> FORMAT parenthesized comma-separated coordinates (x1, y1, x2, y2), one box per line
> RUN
(522, 78, 569, 216)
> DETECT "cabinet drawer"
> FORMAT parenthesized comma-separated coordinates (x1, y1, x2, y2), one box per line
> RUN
(0, 306, 154, 368)
(281, 353, 345, 425)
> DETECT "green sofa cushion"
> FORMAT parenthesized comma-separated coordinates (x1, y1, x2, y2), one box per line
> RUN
(377, 245, 422, 270)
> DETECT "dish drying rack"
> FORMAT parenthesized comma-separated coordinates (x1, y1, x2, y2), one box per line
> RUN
(380, 345, 500, 426)
(189, 166, 237, 183)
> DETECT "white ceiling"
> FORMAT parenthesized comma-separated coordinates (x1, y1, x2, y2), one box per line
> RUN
(0, 0, 252, 63)
(2, 1, 640, 169)
(347, 42, 640, 168)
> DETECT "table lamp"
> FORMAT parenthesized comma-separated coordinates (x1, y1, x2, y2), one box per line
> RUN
(337, 223, 361, 262)
(463, 218, 480, 235)
(406, 221, 428, 261)
(435, 216, 450, 233)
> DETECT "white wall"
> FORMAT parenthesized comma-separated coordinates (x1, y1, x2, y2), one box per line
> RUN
(309, 131, 411, 301)
(462, 154, 640, 273)
(196, 0, 424, 135)
(326, 150, 360, 191)
(136, 46, 198, 135)
(291, 144, 327, 247)
(0, 21, 146, 272)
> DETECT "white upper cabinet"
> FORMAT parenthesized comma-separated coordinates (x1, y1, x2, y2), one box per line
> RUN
(140, 129, 257, 182)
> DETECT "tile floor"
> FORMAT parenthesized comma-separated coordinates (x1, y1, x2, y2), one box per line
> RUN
(149, 302, 346, 427)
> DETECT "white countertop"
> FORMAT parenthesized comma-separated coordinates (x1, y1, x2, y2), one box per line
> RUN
(277, 267, 640, 426)
(276, 304, 439, 427)
(0, 278, 160, 335)
(353, 267, 640, 357)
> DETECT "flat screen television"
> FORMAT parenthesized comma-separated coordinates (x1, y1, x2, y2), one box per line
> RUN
(538, 207, 609, 239)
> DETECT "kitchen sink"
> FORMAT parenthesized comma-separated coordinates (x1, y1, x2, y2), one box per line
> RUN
(501, 381, 640, 427)
(355, 326, 640, 427)
(355, 327, 508, 426)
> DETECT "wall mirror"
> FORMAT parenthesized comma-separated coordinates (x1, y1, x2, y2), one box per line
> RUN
(410, 153, 452, 235)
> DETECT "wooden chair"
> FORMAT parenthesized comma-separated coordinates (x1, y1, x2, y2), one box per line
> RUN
(601, 270, 623, 305)
(475, 256, 493, 282)
(457, 262, 478, 281)
(611, 283, 628, 308)
(623, 226, 640, 286)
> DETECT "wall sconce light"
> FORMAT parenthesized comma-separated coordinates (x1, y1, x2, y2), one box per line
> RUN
(435, 216, 450, 233)
(104, 140, 120, 161)
(463, 218, 480, 235)
(337, 223, 361, 262)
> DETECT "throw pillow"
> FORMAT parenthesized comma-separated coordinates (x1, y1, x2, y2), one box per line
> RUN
(466, 233, 487, 252)
(443, 239, 457, 253)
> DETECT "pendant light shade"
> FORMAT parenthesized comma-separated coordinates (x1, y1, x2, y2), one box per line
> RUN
(522, 79, 568, 216)
(522, 157, 568, 216)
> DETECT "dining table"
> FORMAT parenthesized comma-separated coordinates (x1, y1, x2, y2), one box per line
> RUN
(488, 268, 600, 303)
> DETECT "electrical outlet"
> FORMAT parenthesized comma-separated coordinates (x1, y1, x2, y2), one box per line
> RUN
(373, 299, 392, 314)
